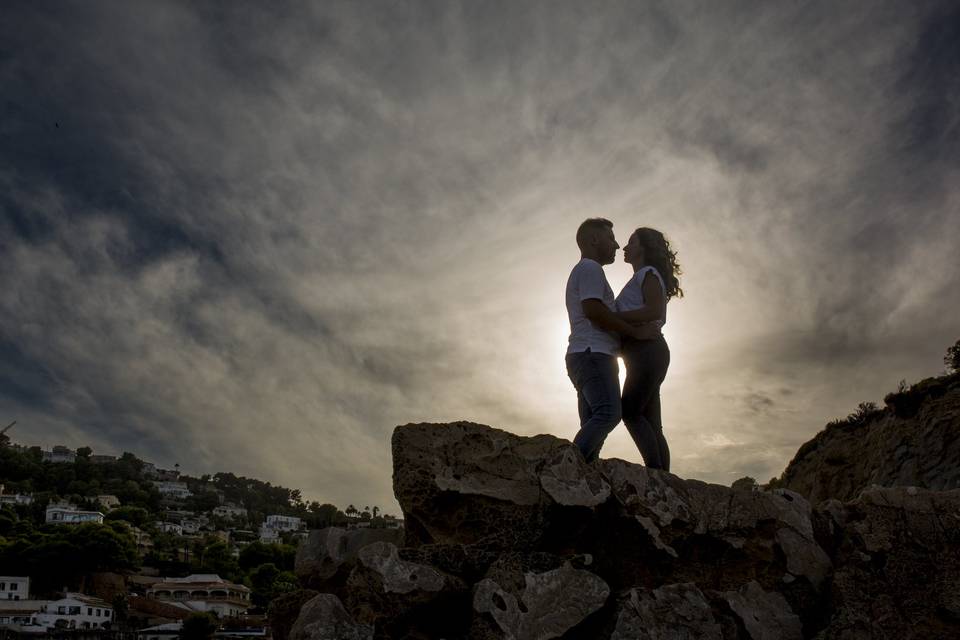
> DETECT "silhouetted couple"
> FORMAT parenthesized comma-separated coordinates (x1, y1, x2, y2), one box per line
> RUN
(564, 218, 683, 470)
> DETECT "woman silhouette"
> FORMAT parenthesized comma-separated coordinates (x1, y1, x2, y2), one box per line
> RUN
(615, 228, 683, 471)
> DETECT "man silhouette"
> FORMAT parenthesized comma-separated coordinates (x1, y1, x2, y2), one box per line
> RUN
(565, 218, 658, 462)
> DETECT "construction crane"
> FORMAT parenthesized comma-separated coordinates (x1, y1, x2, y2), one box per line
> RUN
(0, 421, 13, 435)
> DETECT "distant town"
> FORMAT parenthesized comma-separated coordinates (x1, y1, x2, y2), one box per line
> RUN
(0, 426, 401, 638)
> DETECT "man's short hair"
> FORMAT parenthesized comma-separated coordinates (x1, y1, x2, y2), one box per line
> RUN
(576, 218, 613, 250)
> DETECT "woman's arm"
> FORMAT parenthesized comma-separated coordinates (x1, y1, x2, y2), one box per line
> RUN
(615, 271, 666, 324)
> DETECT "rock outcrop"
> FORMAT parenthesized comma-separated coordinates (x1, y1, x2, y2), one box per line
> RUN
(288, 421, 960, 639)
(780, 373, 960, 503)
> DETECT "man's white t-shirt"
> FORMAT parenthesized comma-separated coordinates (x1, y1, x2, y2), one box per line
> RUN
(566, 258, 620, 356)
(615, 266, 668, 325)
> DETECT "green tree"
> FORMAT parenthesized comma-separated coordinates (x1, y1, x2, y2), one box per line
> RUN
(946, 339, 960, 373)
(105, 506, 151, 528)
(239, 542, 296, 572)
(249, 563, 281, 608)
(197, 541, 240, 581)
(180, 612, 218, 640)
(76, 446, 92, 459)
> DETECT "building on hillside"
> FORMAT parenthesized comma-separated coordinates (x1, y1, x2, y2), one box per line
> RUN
(147, 575, 250, 618)
(0, 485, 33, 506)
(259, 514, 304, 540)
(137, 621, 268, 640)
(155, 522, 183, 536)
(129, 526, 155, 555)
(95, 495, 120, 510)
(0, 577, 29, 601)
(0, 599, 45, 628)
(154, 468, 180, 482)
(213, 504, 247, 519)
(383, 517, 404, 530)
(141, 462, 157, 477)
(32, 593, 113, 630)
(180, 519, 203, 535)
(45, 503, 104, 525)
(41, 445, 76, 464)
(257, 526, 279, 543)
(264, 515, 303, 531)
(89, 454, 117, 464)
(152, 481, 192, 500)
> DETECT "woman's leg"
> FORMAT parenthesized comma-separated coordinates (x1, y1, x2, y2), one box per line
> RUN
(621, 339, 670, 469)
(642, 387, 671, 472)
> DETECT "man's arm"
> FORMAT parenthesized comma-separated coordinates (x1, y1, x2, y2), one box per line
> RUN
(582, 299, 659, 340)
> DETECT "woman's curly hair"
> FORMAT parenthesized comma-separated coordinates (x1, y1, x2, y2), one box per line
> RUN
(633, 227, 683, 299)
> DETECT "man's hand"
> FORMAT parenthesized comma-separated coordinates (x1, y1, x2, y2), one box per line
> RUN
(630, 323, 662, 341)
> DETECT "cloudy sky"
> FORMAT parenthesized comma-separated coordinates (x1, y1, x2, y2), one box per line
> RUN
(2, 1, 958, 512)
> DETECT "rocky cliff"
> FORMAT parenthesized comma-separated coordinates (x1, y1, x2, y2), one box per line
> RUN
(283, 421, 960, 639)
(779, 372, 960, 503)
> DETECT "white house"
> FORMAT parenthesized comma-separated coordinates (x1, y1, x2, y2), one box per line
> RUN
(0, 599, 45, 628)
(147, 574, 250, 618)
(257, 526, 280, 543)
(180, 519, 203, 535)
(155, 522, 183, 536)
(152, 481, 192, 500)
(42, 445, 76, 464)
(0, 577, 29, 601)
(0, 490, 32, 506)
(128, 526, 154, 554)
(257, 514, 303, 543)
(32, 593, 113, 630)
(96, 495, 120, 510)
(264, 515, 303, 531)
(45, 503, 104, 525)
(212, 504, 247, 519)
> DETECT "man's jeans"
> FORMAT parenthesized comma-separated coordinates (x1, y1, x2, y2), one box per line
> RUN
(566, 349, 622, 462)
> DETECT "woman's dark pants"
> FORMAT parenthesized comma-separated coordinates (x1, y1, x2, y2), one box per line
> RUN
(621, 337, 671, 471)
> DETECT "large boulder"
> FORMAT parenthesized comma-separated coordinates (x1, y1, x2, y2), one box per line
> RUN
(288, 593, 372, 640)
(343, 541, 469, 638)
(471, 562, 610, 640)
(295, 527, 404, 590)
(392, 421, 610, 552)
(596, 459, 831, 598)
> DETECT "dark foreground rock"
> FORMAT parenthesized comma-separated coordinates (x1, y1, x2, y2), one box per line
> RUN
(288, 421, 960, 639)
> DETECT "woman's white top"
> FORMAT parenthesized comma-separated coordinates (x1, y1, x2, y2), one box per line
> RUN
(615, 266, 667, 325)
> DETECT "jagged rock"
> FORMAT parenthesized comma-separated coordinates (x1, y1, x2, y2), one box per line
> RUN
(780, 377, 960, 503)
(295, 527, 404, 589)
(595, 459, 831, 604)
(611, 583, 723, 639)
(344, 541, 470, 638)
(267, 589, 319, 640)
(472, 562, 610, 640)
(815, 486, 960, 639)
(299, 420, 960, 638)
(722, 581, 803, 640)
(393, 422, 610, 551)
(288, 593, 372, 640)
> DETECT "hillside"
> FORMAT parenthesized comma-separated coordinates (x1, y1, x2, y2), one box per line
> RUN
(777, 371, 960, 503)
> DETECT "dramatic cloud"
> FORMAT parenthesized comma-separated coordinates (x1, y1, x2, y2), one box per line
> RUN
(3, 1, 958, 509)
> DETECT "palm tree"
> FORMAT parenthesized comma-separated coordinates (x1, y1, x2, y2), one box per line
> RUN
(345, 504, 358, 517)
